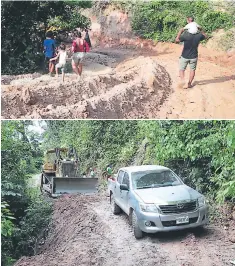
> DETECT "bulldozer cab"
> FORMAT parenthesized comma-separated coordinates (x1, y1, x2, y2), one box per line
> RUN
(43, 148, 79, 177)
(41, 147, 98, 197)
(43, 152, 55, 174)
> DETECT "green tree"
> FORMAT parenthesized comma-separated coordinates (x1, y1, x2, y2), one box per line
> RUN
(43, 120, 235, 201)
(131, 0, 234, 42)
(1, 1, 91, 75)
(1, 121, 52, 266)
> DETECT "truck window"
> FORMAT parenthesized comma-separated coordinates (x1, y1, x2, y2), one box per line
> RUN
(122, 172, 130, 188)
(117, 170, 124, 184)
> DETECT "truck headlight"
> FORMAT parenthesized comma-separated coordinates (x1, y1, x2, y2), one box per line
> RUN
(198, 196, 206, 207)
(139, 203, 159, 213)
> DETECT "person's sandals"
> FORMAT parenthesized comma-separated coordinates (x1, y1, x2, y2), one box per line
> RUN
(187, 83, 193, 88)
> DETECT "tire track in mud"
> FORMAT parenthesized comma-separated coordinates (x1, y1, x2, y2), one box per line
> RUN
(14, 194, 171, 266)
(93, 198, 174, 266)
(14, 194, 234, 266)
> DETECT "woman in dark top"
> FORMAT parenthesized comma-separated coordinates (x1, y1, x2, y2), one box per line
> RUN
(84, 29, 92, 48)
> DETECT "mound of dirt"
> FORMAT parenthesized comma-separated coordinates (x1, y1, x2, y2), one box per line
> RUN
(15, 194, 235, 266)
(1, 55, 171, 119)
(14, 194, 174, 266)
(1, 73, 42, 85)
(15, 194, 110, 266)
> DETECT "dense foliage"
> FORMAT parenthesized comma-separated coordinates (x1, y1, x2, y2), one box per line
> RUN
(2, 0, 234, 74)
(44, 120, 235, 202)
(1, 1, 91, 75)
(1, 121, 52, 266)
(2, 120, 235, 264)
(43, 120, 139, 171)
(131, 0, 234, 41)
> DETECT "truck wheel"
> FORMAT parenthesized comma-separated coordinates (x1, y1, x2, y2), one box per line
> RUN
(132, 211, 144, 239)
(110, 194, 121, 215)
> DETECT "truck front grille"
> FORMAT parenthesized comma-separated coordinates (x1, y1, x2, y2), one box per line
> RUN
(162, 217, 198, 227)
(159, 200, 197, 214)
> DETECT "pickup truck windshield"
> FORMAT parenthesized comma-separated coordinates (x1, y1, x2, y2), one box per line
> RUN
(131, 170, 182, 189)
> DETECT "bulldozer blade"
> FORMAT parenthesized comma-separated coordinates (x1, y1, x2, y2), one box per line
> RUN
(52, 178, 98, 196)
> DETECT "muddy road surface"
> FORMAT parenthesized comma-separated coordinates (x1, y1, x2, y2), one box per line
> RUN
(1, 49, 172, 119)
(2, 43, 235, 119)
(15, 194, 235, 266)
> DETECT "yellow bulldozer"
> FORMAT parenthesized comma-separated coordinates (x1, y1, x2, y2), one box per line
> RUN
(40, 147, 98, 197)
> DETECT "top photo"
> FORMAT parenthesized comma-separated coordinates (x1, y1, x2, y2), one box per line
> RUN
(1, 0, 235, 120)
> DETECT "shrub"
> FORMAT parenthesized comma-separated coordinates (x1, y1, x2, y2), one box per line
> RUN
(1, 1, 91, 75)
(13, 191, 53, 258)
(131, 0, 234, 42)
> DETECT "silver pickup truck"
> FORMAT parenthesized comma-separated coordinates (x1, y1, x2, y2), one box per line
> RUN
(108, 165, 209, 239)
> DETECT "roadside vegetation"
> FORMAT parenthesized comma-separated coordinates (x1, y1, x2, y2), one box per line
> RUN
(2, 120, 235, 265)
(1, 121, 52, 266)
(130, 0, 234, 42)
(1, 1, 91, 75)
(2, 0, 235, 75)
(44, 120, 235, 202)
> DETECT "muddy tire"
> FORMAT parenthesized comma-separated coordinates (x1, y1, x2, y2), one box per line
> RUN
(110, 194, 121, 215)
(132, 211, 144, 239)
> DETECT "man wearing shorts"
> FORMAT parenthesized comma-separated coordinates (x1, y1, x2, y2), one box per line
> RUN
(176, 30, 207, 88)
(71, 31, 90, 80)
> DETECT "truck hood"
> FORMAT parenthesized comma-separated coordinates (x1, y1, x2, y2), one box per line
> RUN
(134, 185, 201, 204)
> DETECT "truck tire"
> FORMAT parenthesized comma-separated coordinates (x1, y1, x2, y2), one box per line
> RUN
(132, 211, 144, 239)
(110, 194, 121, 215)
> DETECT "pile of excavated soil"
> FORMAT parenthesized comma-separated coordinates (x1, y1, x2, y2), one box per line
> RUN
(1, 55, 171, 119)
(14, 194, 170, 266)
(15, 194, 235, 266)
(2, 44, 234, 120)
(15, 194, 109, 266)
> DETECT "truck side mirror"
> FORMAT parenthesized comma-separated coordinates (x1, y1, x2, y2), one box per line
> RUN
(120, 184, 129, 191)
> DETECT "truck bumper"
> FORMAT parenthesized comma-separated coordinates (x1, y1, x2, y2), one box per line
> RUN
(137, 205, 209, 233)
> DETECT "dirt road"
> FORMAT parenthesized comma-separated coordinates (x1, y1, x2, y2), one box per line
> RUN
(2, 43, 235, 119)
(152, 43, 235, 119)
(15, 194, 235, 266)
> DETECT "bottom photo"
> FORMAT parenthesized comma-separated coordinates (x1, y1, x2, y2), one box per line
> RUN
(1, 120, 235, 266)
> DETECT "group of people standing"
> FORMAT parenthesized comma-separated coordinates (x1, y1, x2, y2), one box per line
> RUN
(43, 29, 92, 82)
(44, 15, 207, 87)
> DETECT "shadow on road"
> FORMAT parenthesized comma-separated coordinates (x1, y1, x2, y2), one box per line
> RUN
(194, 75, 235, 86)
(117, 209, 214, 244)
(148, 226, 213, 244)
